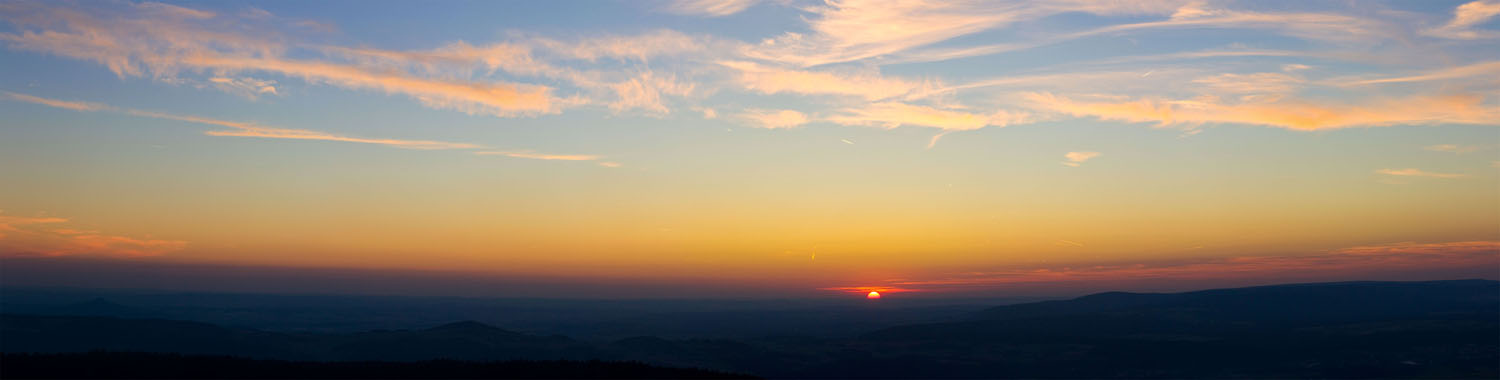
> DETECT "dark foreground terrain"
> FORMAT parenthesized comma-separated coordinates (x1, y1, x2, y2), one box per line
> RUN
(2, 280, 1496, 378)
(0, 352, 752, 379)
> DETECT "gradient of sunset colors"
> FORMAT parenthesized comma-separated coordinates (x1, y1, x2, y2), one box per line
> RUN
(1, 0, 1497, 298)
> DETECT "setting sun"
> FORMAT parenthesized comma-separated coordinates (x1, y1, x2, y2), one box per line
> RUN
(867, 291, 881, 299)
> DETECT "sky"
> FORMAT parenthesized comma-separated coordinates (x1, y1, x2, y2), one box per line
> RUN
(0, 0, 1497, 298)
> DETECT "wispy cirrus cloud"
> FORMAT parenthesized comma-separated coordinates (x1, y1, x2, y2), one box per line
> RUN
(741, 0, 1032, 67)
(0, 2, 561, 117)
(660, 0, 758, 17)
(7, 91, 629, 166)
(741, 0, 1197, 67)
(475, 151, 622, 168)
(6, 92, 479, 150)
(1337, 61, 1500, 86)
(2, 0, 1496, 147)
(0, 211, 186, 258)
(208, 77, 279, 99)
(797, 0, 1386, 68)
(1422, 0, 1500, 39)
(3, 91, 111, 112)
(0, 2, 729, 118)
(1424, 144, 1487, 154)
(1192, 72, 1304, 95)
(475, 151, 600, 161)
(1024, 92, 1499, 131)
(718, 61, 919, 100)
(322, 30, 713, 115)
(1376, 168, 1467, 179)
(826, 102, 1024, 131)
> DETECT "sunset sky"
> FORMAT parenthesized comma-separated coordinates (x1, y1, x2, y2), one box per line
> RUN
(1, 0, 1496, 298)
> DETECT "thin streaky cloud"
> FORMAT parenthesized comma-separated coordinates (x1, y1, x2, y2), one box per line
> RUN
(5, 92, 480, 150)
(3, 91, 112, 112)
(1025, 92, 1500, 131)
(869, 2, 1387, 70)
(0, 212, 67, 239)
(826, 102, 1024, 131)
(203, 128, 480, 150)
(742, 0, 1032, 67)
(1424, 144, 1486, 154)
(1376, 168, 1468, 179)
(0, 4, 560, 117)
(475, 151, 603, 161)
(661, 0, 758, 17)
(1339, 61, 1500, 86)
(0, 211, 186, 258)
(208, 77, 279, 99)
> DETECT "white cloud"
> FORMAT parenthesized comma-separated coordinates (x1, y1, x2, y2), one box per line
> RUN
(661, 0, 758, 17)
(1063, 151, 1100, 167)
(738, 109, 809, 129)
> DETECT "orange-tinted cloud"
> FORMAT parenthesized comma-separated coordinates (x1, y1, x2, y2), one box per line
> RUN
(179, 55, 556, 116)
(1025, 92, 1499, 131)
(1423, 0, 1500, 39)
(0, 213, 67, 239)
(323, 31, 710, 115)
(3, 91, 111, 112)
(818, 286, 920, 295)
(474, 151, 621, 168)
(0, 211, 186, 258)
(831, 241, 1499, 293)
(0, 2, 560, 117)
(475, 151, 602, 161)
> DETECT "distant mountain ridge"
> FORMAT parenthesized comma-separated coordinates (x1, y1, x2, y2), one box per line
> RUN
(2, 279, 1496, 378)
(973, 279, 1498, 321)
(0, 352, 755, 379)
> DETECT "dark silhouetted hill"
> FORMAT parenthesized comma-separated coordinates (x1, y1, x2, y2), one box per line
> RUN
(974, 279, 1498, 322)
(2, 280, 1496, 378)
(44, 298, 158, 319)
(850, 279, 1499, 378)
(0, 351, 755, 379)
